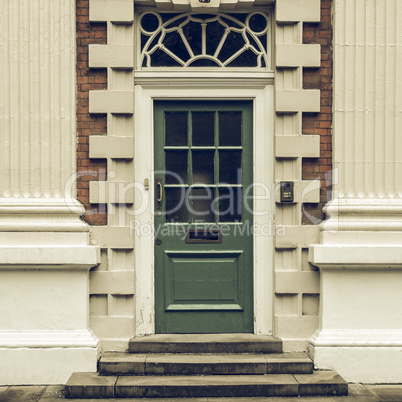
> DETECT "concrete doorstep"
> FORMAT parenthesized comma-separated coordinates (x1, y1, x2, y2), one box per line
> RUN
(65, 370, 347, 399)
(98, 352, 314, 375)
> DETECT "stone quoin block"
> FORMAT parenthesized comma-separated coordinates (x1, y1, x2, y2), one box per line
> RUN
(276, 0, 321, 23)
(89, 136, 134, 159)
(89, 91, 134, 114)
(276, 44, 321, 68)
(89, 45, 134, 69)
(89, 0, 133, 22)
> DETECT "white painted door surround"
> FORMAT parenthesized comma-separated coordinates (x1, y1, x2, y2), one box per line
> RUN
(87, 0, 323, 352)
(133, 78, 275, 336)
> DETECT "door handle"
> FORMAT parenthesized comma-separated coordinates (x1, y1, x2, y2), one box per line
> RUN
(156, 177, 162, 210)
(157, 183, 163, 202)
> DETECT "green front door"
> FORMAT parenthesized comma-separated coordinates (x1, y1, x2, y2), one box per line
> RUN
(154, 100, 253, 333)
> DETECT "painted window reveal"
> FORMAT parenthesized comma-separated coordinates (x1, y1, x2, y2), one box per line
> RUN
(139, 12, 270, 68)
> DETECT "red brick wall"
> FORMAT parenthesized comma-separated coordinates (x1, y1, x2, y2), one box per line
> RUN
(76, 0, 108, 225)
(302, 0, 333, 224)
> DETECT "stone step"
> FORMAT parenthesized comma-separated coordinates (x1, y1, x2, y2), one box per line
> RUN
(99, 352, 313, 376)
(128, 334, 282, 354)
(66, 371, 348, 399)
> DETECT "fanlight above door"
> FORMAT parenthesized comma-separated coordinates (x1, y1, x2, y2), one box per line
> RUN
(139, 12, 270, 68)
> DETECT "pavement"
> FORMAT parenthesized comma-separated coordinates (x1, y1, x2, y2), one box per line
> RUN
(1, 384, 402, 402)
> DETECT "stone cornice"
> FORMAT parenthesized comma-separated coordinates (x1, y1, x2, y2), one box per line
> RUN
(320, 198, 402, 233)
(311, 329, 402, 348)
(0, 246, 101, 270)
(309, 244, 402, 269)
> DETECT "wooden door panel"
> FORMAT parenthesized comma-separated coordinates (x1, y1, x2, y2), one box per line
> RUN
(154, 100, 253, 334)
(164, 251, 244, 310)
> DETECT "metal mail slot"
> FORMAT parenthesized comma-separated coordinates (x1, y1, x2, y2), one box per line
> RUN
(185, 229, 222, 244)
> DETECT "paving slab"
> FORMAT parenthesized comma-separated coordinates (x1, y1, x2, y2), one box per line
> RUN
(365, 384, 402, 401)
(129, 334, 282, 354)
(348, 383, 378, 397)
(294, 370, 348, 397)
(65, 372, 116, 399)
(0, 386, 46, 402)
(55, 399, 210, 402)
(99, 353, 147, 375)
(115, 374, 298, 398)
(38, 386, 67, 400)
(203, 396, 378, 402)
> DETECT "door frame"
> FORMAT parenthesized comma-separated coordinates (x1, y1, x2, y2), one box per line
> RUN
(133, 73, 274, 336)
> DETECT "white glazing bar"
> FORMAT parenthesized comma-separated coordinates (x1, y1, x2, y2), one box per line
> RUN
(178, 29, 195, 58)
(201, 23, 207, 55)
(222, 45, 247, 66)
(214, 29, 230, 59)
(160, 45, 186, 66)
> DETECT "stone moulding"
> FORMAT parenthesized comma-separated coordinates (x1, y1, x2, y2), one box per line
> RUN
(134, 0, 275, 12)
(310, 245, 402, 269)
(0, 246, 100, 270)
(310, 329, 402, 347)
(0, 198, 89, 232)
(0, 330, 99, 349)
(320, 198, 402, 233)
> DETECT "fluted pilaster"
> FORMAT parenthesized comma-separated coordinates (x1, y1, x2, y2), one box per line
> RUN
(0, 0, 86, 233)
(334, 0, 402, 198)
(321, 0, 402, 236)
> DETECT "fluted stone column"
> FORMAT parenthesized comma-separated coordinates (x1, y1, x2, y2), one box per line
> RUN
(0, 1, 100, 384)
(309, 0, 402, 383)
